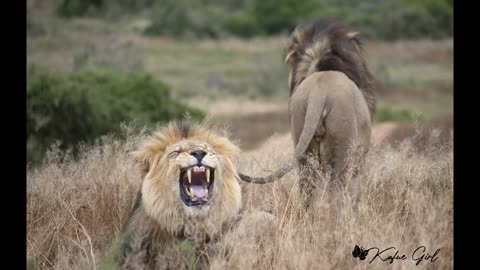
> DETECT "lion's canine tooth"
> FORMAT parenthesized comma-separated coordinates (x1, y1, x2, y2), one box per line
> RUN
(185, 187, 191, 196)
(205, 189, 208, 199)
(187, 169, 192, 183)
(190, 188, 194, 198)
(206, 168, 210, 183)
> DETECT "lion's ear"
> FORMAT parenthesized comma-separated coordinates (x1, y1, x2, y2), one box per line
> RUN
(131, 148, 154, 178)
(284, 50, 295, 64)
(346, 31, 359, 39)
(284, 27, 305, 64)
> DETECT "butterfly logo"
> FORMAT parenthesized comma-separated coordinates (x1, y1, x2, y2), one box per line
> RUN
(352, 245, 369, 260)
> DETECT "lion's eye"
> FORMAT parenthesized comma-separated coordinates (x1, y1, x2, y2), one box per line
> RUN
(169, 150, 181, 157)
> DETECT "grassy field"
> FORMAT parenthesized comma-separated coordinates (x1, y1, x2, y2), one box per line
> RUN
(27, 17, 452, 106)
(27, 16, 453, 270)
(27, 17, 452, 150)
(27, 125, 453, 269)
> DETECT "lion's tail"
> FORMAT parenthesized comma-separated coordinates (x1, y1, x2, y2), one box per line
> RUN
(238, 93, 326, 184)
(238, 160, 296, 184)
(293, 93, 326, 158)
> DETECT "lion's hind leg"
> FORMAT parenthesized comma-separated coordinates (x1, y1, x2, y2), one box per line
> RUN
(298, 128, 333, 211)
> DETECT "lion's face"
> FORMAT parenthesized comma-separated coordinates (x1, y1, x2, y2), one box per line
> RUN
(165, 140, 221, 210)
(133, 122, 241, 233)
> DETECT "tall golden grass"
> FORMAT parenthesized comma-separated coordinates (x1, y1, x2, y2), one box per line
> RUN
(27, 125, 453, 270)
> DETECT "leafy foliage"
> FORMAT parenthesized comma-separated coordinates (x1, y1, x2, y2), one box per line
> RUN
(27, 70, 204, 164)
(375, 107, 425, 123)
(54, 0, 452, 40)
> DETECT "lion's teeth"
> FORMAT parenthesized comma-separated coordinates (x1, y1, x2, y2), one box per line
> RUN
(185, 187, 191, 196)
(193, 166, 205, 172)
(187, 169, 192, 183)
(206, 168, 210, 183)
(205, 189, 208, 199)
(190, 188, 194, 198)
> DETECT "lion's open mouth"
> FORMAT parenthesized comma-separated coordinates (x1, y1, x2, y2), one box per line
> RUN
(179, 165, 215, 207)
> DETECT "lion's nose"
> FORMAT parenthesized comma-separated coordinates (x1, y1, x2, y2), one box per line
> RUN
(190, 150, 207, 162)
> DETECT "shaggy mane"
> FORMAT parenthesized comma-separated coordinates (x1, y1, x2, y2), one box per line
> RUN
(132, 121, 239, 176)
(284, 18, 376, 117)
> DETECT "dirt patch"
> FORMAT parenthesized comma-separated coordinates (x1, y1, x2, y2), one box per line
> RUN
(208, 109, 289, 150)
(373, 114, 453, 150)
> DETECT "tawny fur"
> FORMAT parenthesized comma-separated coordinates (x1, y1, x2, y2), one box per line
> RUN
(239, 19, 376, 213)
(118, 121, 242, 268)
(285, 19, 375, 117)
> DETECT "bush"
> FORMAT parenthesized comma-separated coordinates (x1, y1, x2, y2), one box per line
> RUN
(315, 0, 452, 40)
(249, 0, 317, 35)
(57, 0, 103, 17)
(27, 70, 205, 164)
(144, 0, 222, 39)
(375, 107, 425, 123)
(56, 0, 155, 18)
(54, 0, 452, 40)
(223, 12, 263, 38)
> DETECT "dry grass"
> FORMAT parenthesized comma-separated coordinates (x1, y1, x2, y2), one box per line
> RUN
(27, 129, 145, 269)
(233, 131, 453, 270)
(27, 123, 453, 270)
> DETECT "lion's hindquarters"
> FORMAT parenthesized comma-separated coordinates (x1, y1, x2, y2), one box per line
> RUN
(289, 75, 330, 159)
(291, 72, 371, 180)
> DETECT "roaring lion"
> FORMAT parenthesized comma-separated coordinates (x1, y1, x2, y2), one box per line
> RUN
(117, 121, 242, 269)
(239, 19, 376, 210)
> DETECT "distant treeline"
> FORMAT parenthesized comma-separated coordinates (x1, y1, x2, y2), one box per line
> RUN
(54, 0, 452, 40)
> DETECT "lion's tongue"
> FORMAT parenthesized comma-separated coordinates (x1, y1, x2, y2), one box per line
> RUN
(191, 185, 206, 199)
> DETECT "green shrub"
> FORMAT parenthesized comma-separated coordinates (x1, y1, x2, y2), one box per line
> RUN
(315, 0, 452, 40)
(54, 0, 452, 40)
(56, 0, 155, 18)
(57, 0, 103, 17)
(223, 12, 263, 38)
(27, 70, 205, 164)
(249, 0, 317, 35)
(144, 0, 222, 39)
(375, 107, 425, 123)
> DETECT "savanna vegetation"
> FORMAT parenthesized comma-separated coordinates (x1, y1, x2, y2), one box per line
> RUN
(51, 0, 452, 40)
(27, 126, 453, 269)
(27, 0, 453, 269)
(27, 70, 204, 164)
